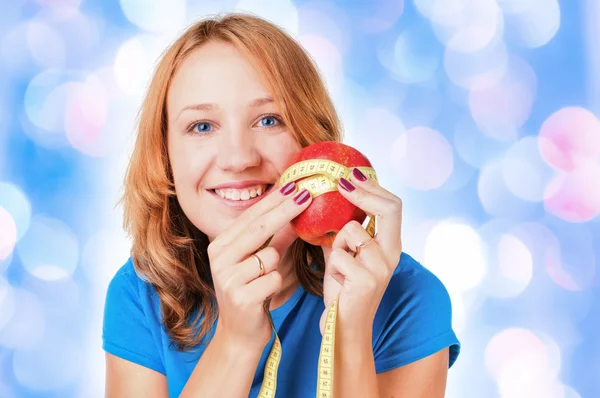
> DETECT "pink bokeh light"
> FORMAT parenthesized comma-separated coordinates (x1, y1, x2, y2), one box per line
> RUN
(539, 106, 600, 172)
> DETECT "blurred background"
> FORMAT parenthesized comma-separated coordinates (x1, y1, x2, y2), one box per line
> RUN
(0, 0, 598, 397)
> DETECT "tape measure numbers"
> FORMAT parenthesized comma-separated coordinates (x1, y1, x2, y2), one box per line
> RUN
(257, 159, 378, 398)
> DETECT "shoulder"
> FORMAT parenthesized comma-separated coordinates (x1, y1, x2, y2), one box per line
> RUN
(378, 251, 452, 311)
(105, 258, 154, 302)
(103, 257, 160, 328)
(102, 257, 166, 374)
(373, 251, 461, 371)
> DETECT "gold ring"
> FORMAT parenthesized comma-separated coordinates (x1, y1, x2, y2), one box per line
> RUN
(251, 254, 265, 277)
(355, 236, 375, 256)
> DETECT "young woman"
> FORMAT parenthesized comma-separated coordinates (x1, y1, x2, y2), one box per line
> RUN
(103, 13, 460, 398)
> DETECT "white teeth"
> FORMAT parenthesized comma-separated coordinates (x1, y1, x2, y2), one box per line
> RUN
(214, 184, 269, 201)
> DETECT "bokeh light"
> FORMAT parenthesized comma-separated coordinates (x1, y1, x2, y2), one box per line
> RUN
(25, 21, 66, 70)
(543, 161, 600, 222)
(0, 182, 32, 241)
(444, 36, 509, 90)
(235, 0, 299, 36)
(13, 332, 83, 391)
(0, 288, 45, 350)
(502, 136, 555, 202)
(538, 106, 600, 172)
(378, 23, 440, 84)
(64, 74, 109, 156)
(431, 0, 503, 54)
(16, 214, 79, 281)
(1, 1, 599, 397)
(502, 0, 561, 48)
(0, 277, 16, 332)
(477, 157, 539, 219)
(424, 221, 487, 293)
(298, 3, 350, 55)
(120, 0, 186, 33)
(389, 126, 454, 190)
(469, 55, 537, 141)
(453, 116, 511, 168)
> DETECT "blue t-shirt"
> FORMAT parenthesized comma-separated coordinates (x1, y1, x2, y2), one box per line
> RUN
(102, 251, 460, 397)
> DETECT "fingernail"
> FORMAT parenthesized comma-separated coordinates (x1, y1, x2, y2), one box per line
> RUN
(352, 168, 368, 182)
(280, 181, 296, 195)
(338, 177, 355, 192)
(293, 189, 310, 205)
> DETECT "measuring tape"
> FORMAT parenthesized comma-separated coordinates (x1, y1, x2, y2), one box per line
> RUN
(257, 158, 378, 398)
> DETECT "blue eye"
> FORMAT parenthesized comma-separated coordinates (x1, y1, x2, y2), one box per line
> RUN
(194, 122, 212, 133)
(260, 116, 278, 127)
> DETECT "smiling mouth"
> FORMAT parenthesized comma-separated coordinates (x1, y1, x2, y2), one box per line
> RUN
(210, 184, 274, 201)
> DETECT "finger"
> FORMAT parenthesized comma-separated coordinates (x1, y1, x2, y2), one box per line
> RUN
(210, 181, 299, 258)
(241, 267, 283, 305)
(227, 247, 280, 288)
(337, 177, 402, 255)
(326, 248, 373, 289)
(349, 167, 397, 201)
(332, 221, 390, 279)
(221, 189, 313, 265)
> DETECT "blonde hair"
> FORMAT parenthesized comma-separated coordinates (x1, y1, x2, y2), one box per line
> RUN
(121, 12, 343, 351)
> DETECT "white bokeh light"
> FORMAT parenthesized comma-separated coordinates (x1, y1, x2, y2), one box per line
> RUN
(424, 221, 487, 293)
(485, 328, 555, 380)
(113, 34, 171, 97)
(453, 116, 511, 168)
(120, 0, 186, 33)
(234, 0, 299, 37)
(502, 136, 555, 202)
(25, 21, 66, 69)
(389, 126, 454, 190)
(64, 74, 109, 157)
(13, 332, 83, 391)
(478, 158, 539, 218)
(298, 3, 350, 54)
(24, 69, 82, 135)
(503, 0, 561, 48)
(469, 55, 537, 141)
(494, 234, 533, 298)
(0, 288, 45, 350)
(0, 206, 17, 260)
(432, 0, 504, 53)
(82, 227, 132, 287)
(16, 214, 79, 281)
(444, 37, 509, 91)
(298, 35, 343, 99)
(0, 182, 32, 241)
(0, 278, 15, 332)
(378, 25, 440, 84)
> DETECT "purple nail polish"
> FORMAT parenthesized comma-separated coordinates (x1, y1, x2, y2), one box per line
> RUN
(280, 181, 296, 195)
(293, 189, 310, 205)
(352, 168, 368, 182)
(339, 177, 355, 192)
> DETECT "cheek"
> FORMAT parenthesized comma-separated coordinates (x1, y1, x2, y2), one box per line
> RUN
(268, 134, 302, 170)
(168, 139, 208, 190)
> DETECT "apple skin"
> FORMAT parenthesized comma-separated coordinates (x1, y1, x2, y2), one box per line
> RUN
(285, 141, 373, 247)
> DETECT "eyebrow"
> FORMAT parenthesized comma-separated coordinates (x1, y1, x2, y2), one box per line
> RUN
(174, 96, 275, 122)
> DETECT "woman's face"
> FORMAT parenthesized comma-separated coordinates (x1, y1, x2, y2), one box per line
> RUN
(166, 40, 302, 241)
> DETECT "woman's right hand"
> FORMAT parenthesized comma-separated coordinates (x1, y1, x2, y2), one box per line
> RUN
(207, 182, 312, 352)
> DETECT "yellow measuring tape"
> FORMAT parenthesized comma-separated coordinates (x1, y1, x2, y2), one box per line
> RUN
(257, 158, 378, 398)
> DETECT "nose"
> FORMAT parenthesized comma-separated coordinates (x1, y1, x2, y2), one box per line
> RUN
(216, 128, 261, 172)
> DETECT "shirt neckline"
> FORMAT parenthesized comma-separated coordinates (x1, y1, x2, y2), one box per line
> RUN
(269, 283, 306, 321)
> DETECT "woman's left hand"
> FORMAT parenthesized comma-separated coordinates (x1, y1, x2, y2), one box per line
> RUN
(320, 168, 403, 339)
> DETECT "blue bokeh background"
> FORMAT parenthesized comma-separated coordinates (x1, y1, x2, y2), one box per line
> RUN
(1, 0, 599, 397)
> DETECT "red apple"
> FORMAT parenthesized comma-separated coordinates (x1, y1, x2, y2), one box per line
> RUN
(284, 141, 374, 247)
